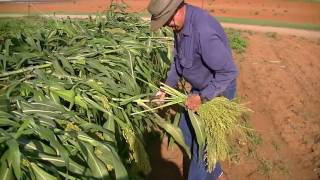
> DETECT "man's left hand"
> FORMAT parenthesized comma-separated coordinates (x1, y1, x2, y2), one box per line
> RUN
(185, 94, 202, 112)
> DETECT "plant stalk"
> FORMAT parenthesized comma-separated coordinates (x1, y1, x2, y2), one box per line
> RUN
(0, 63, 52, 78)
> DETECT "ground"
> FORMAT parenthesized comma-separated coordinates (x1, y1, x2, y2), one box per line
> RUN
(1, 0, 319, 179)
(227, 31, 320, 180)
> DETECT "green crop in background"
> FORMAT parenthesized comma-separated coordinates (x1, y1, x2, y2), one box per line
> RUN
(0, 4, 176, 179)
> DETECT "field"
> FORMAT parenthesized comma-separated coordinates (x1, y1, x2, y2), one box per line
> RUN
(225, 31, 320, 180)
(0, 0, 320, 180)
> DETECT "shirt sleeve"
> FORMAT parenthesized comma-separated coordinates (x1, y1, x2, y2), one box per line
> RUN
(198, 31, 238, 100)
(164, 56, 181, 88)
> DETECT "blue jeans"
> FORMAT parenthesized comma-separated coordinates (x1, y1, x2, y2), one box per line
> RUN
(180, 82, 236, 180)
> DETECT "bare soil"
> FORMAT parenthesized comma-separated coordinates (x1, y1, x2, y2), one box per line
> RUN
(226, 31, 320, 180)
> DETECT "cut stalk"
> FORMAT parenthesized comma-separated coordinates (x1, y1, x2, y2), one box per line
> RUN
(0, 63, 52, 78)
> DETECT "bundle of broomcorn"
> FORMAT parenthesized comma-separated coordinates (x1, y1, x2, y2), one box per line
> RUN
(197, 97, 249, 170)
(132, 83, 253, 172)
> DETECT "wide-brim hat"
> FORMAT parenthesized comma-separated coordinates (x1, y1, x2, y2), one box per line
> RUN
(147, 0, 184, 31)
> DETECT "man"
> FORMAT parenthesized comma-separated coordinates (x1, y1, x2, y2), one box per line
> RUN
(147, 0, 238, 179)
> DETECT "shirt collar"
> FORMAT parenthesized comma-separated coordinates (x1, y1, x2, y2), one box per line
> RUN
(180, 4, 192, 36)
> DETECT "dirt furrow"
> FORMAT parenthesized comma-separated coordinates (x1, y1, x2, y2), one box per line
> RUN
(233, 31, 320, 180)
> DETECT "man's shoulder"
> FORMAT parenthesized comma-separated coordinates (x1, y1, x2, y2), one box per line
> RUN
(188, 4, 210, 20)
(188, 4, 220, 34)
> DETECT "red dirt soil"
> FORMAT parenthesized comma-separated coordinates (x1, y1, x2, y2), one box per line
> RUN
(228, 31, 320, 180)
(1, 0, 320, 24)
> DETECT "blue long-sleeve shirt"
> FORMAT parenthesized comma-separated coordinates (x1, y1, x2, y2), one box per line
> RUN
(165, 4, 238, 100)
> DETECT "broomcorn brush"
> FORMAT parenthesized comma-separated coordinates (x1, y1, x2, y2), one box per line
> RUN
(132, 83, 253, 172)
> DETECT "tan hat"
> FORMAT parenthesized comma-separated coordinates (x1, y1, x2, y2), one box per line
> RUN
(147, 0, 184, 31)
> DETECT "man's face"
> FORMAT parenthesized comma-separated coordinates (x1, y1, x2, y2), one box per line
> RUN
(165, 5, 186, 32)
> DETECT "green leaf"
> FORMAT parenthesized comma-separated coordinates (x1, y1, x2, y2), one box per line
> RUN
(0, 111, 13, 118)
(83, 96, 126, 128)
(37, 127, 70, 170)
(52, 59, 69, 76)
(58, 55, 75, 75)
(103, 118, 116, 142)
(0, 118, 19, 127)
(168, 112, 181, 148)
(20, 83, 45, 102)
(134, 101, 191, 157)
(57, 171, 78, 180)
(30, 162, 57, 180)
(33, 114, 57, 128)
(4, 39, 13, 56)
(154, 116, 191, 158)
(14, 118, 31, 139)
(50, 88, 75, 105)
(0, 136, 10, 143)
(96, 146, 128, 180)
(33, 153, 88, 176)
(77, 132, 104, 147)
(111, 152, 128, 180)
(80, 142, 109, 179)
(0, 161, 14, 180)
(0, 95, 10, 113)
(0, 150, 14, 180)
(5, 81, 21, 99)
(85, 79, 106, 95)
(80, 123, 114, 141)
(86, 61, 112, 78)
(25, 37, 38, 51)
(188, 110, 206, 160)
(20, 139, 56, 155)
(49, 92, 60, 104)
(75, 95, 88, 109)
(7, 139, 21, 180)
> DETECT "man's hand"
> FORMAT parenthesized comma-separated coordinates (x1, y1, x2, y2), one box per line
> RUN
(185, 94, 202, 112)
(152, 90, 166, 105)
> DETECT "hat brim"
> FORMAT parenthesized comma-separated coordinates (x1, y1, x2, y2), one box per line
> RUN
(150, 9, 175, 31)
(150, 0, 184, 31)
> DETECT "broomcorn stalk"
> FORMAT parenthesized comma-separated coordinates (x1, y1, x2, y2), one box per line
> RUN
(133, 83, 252, 172)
